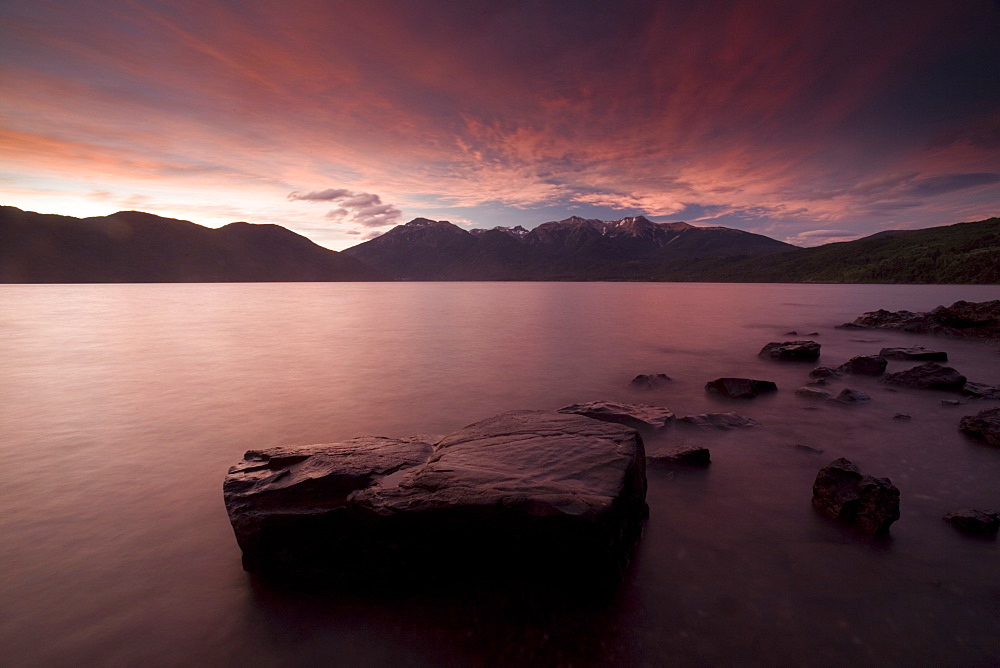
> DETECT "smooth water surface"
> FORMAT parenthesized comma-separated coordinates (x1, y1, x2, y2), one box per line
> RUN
(1, 282, 999, 666)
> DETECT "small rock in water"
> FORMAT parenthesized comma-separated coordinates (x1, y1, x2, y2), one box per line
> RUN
(795, 386, 832, 400)
(941, 399, 962, 406)
(958, 407, 1000, 446)
(812, 458, 900, 535)
(943, 509, 1000, 536)
(631, 373, 672, 389)
(883, 362, 967, 391)
(558, 400, 674, 431)
(810, 367, 841, 378)
(832, 388, 871, 404)
(837, 355, 888, 376)
(647, 445, 711, 468)
(785, 330, 798, 336)
(705, 377, 777, 399)
(806, 332, 819, 336)
(892, 413, 912, 420)
(793, 443, 825, 454)
(677, 412, 760, 429)
(879, 346, 948, 362)
(961, 382, 1000, 400)
(759, 340, 821, 361)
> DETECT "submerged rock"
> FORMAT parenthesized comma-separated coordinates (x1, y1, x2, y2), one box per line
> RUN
(676, 412, 761, 429)
(812, 458, 900, 535)
(883, 362, 967, 391)
(810, 366, 841, 378)
(838, 300, 1000, 340)
(705, 377, 777, 399)
(795, 386, 832, 400)
(647, 445, 710, 468)
(631, 373, 672, 389)
(961, 382, 1000, 400)
(837, 355, 887, 376)
(879, 346, 948, 361)
(831, 388, 871, 404)
(558, 401, 674, 431)
(943, 509, 1000, 536)
(958, 407, 1000, 446)
(759, 340, 821, 361)
(223, 411, 648, 579)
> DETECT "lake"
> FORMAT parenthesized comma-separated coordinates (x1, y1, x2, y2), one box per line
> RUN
(1, 282, 998, 666)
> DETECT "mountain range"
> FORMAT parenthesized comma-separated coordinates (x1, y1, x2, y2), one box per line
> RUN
(648, 216, 1000, 284)
(1, 205, 997, 283)
(342, 215, 793, 280)
(0, 206, 383, 282)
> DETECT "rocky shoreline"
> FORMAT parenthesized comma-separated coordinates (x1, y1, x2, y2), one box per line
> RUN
(837, 299, 1000, 340)
(223, 300, 1000, 580)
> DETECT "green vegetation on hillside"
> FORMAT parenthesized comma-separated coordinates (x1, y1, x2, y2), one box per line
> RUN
(651, 218, 1000, 284)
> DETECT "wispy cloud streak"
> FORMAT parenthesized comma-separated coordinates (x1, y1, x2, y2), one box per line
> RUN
(0, 0, 997, 248)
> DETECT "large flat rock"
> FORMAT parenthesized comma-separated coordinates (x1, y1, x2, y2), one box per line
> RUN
(224, 411, 647, 580)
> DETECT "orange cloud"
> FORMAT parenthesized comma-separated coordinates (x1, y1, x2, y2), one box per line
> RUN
(0, 0, 997, 249)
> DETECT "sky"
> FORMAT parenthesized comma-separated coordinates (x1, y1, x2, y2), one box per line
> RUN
(1, 0, 999, 251)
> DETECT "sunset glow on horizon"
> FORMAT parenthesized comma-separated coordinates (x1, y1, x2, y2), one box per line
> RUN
(2, 0, 998, 250)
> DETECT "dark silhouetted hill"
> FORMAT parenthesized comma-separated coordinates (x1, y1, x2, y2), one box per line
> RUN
(0, 207, 385, 282)
(651, 217, 1000, 284)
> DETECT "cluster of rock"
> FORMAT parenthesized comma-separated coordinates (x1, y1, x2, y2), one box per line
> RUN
(838, 300, 1000, 339)
(757, 325, 999, 536)
(791, 346, 995, 405)
(223, 312, 1000, 580)
(222, 389, 777, 579)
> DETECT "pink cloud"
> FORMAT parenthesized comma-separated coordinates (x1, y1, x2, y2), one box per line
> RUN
(0, 0, 997, 249)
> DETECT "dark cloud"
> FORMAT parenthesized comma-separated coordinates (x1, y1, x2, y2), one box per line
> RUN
(906, 173, 1000, 197)
(289, 188, 402, 228)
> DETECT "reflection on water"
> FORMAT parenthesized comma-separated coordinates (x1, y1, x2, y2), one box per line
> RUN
(1, 282, 999, 665)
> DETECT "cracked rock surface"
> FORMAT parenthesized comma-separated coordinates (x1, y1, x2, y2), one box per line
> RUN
(224, 410, 647, 579)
